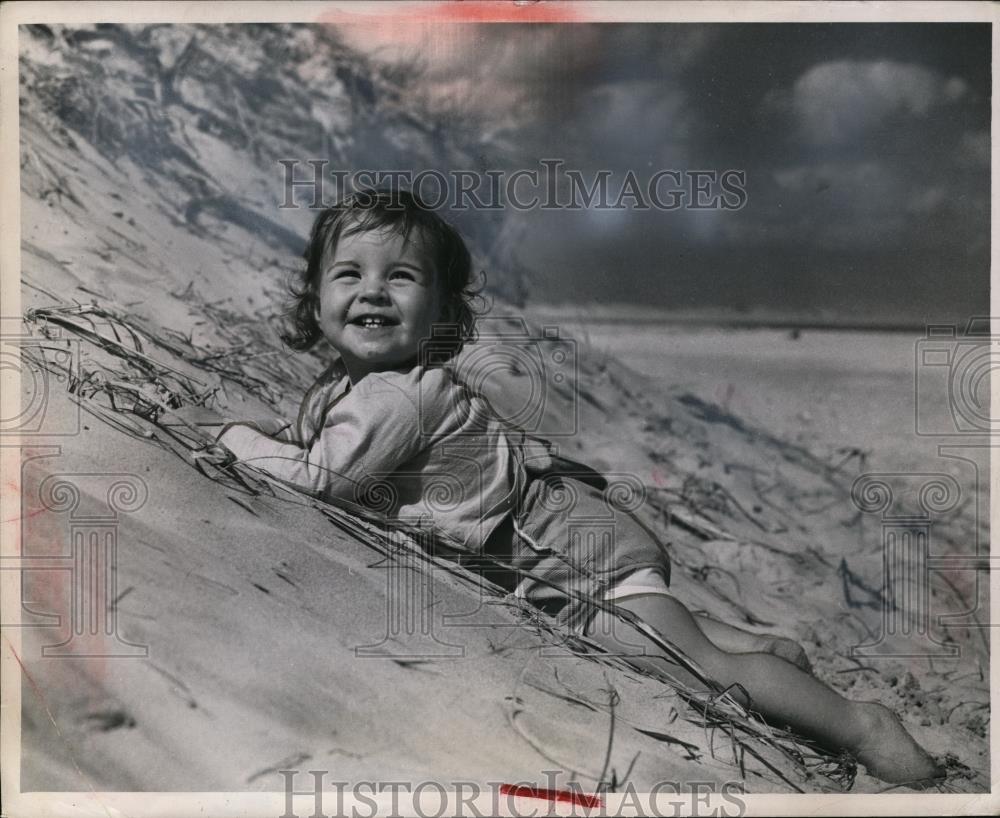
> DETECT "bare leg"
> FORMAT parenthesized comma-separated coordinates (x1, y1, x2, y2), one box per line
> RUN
(692, 613, 812, 673)
(587, 594, 942, 785)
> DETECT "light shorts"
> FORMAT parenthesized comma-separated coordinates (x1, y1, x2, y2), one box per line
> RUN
(512, 566, 672, 603)
(497, 473, 672, 632)
(512, 565, 674, 635)
(602, 566, 673, 600)
(469, 443, 673, 633)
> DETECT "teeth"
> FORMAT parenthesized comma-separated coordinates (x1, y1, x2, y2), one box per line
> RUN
(359, 317, 386, 328)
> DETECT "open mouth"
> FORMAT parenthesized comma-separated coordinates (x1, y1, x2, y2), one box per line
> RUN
(350, 314, 399, 330)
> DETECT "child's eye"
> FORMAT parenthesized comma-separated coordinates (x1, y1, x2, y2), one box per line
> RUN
(329, 268, 360, 281)
(390, 269, 417, 282)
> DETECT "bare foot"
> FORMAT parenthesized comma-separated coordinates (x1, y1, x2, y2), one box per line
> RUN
(853, 702, 944, 786)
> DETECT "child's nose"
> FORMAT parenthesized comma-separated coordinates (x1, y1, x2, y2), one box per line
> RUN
(358, 277, 389, 302)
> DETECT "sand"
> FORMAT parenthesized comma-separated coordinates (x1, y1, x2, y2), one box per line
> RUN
(7, 22, 989, 801)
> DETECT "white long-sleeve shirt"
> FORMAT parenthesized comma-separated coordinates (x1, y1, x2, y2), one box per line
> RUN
(217, 363, 515, 552)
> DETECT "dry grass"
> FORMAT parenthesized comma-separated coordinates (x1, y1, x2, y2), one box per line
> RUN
(17, 297, 908, 794)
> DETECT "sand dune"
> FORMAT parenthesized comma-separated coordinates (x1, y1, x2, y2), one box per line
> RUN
(8, 23, 988, 801)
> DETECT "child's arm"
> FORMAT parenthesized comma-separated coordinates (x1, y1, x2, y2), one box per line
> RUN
(217, 376, 428, 502)
(218, 361, 346, 447)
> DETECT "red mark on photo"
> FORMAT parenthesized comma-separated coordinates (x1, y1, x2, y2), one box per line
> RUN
(316, 1, 585, 25)
(499, 783, 603, 809)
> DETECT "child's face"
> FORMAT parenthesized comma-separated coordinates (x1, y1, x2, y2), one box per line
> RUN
(316, 225, 443, 382)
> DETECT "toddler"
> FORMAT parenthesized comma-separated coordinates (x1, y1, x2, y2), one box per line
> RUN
(217, 189, 942, 787)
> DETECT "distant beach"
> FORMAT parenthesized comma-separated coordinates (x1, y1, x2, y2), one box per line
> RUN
(530, 317, 934, 473)
(530, 303, 934, 333)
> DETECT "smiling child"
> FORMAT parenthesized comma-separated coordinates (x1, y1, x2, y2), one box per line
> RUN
(217, 189, 943, 787)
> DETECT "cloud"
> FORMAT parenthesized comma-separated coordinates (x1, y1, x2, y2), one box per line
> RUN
(772, 160, 896, 200)
(956, 130, 989, 167)
(775, 60, 969, 146)
(764, 150, 989, 255)
(340, 24, 716, 139)
(570, 80, 693, 160)
(765, 159, 909, 247)
(907, 185, 947, 214)
(415, 25, 716, 86)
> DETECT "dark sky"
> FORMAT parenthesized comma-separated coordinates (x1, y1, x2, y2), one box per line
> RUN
(344, 23, 990, 324)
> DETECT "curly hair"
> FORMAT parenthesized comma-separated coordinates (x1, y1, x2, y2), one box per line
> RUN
(281, 189, 485, 360)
